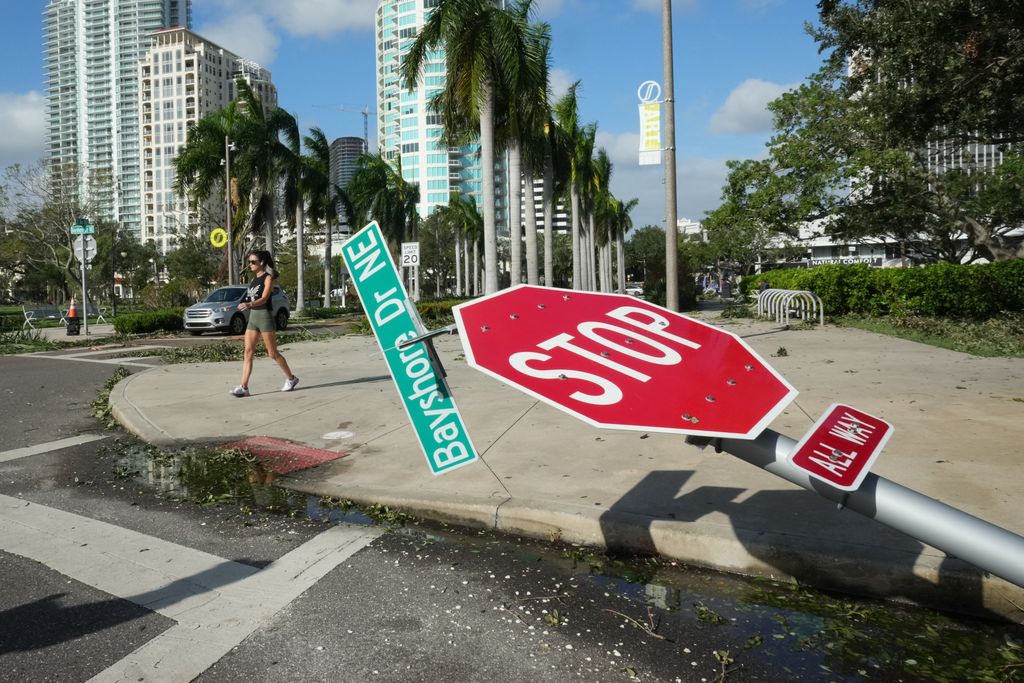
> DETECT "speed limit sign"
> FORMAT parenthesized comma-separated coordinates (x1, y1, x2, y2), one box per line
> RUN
(401, 242, 420, 267)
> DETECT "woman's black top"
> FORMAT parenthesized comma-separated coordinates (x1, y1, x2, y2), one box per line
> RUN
(245, 273, 272, 311)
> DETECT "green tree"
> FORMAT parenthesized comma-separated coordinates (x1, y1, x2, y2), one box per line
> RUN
(703, 159, 804, 276)
(552, 84, 595, 290)
(720, 1, 1024, 262)
(300, 127, 341, 306)
(347, 153, 420, 252)
(1, 161, 109, 302)
(403, 0, 539, 294)
(175, 80, 298, 282)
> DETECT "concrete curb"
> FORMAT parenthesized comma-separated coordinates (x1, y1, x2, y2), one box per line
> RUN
(280, 479, 1024, 622)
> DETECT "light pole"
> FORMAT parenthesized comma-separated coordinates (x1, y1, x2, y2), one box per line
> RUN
(223, 136, 237, 285)
(662, 0, 679, 311)
(111, 230, 118, 317)
(119, 251, 127, 304)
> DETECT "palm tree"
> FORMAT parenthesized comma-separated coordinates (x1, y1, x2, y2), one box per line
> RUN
(403, 0, 538, 295)
(445, 192, 483, 295)
(176, 80, 297, 281)
(613, 197, 638, 293)
(301, 127, 339, 307)
(510, 20, 552, 287)
(347, 153, 420, 255)
(174, 101, 241, 283)
(553, 84, 596, 290)
(231, 81, 297, 253)
(591, 149, 613, 292)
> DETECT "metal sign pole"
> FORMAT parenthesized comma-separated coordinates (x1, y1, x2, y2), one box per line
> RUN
(81, 235, 90, 336)
(687, 430, 1024, 589)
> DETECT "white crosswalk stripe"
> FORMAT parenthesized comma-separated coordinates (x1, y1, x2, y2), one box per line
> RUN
(0, 494, 381, 682)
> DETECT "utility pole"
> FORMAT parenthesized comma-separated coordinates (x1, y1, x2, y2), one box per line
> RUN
(662, 0, 679, 311)
(225, 135, 236, 285)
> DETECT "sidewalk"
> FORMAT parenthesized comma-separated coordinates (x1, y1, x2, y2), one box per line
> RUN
(35, 322, 116, 340)
(109, 313, 1024, 622)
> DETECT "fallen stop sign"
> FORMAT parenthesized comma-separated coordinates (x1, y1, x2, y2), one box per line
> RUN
(453, 285, 797, 439)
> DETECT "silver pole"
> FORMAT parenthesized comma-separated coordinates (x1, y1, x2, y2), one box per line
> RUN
(81, 235, 89, 335)
(225, 135, 235, 285)
(662, 0, 679, 311)
(692, 429, 1024, 588)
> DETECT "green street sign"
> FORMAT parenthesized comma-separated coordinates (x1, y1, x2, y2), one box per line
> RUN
(341, 221, 478, 475)
(71, 222, 94, 235)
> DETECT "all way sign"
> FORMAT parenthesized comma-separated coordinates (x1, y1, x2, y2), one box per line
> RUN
(788, 403, 893, 491)
(341, 222, 477, 475)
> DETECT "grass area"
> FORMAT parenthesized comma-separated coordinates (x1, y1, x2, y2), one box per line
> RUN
(837, 313, 1024, 357)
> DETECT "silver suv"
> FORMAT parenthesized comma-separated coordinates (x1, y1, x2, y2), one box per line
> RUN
(183, 285, 290, 336)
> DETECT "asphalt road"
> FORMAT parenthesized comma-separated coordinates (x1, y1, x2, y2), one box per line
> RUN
(1, 342, 1019, 682)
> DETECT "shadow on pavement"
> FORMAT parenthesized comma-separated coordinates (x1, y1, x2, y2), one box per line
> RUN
(0, 560, 257, 653)
(598, 470, 998, 620)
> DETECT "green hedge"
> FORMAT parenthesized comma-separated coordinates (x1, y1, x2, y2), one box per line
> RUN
(113, 308, 185, 334)
(748, 261, 1024, 318)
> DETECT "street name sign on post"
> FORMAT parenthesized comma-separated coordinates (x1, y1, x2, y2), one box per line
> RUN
(452, 285, 797, 439)
(342, 222, 478, 475)
(70, 218, 94, 235)
(787, 403, 893, 492)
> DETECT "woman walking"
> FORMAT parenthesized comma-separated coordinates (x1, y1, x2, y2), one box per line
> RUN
(230, 249, 299, 397)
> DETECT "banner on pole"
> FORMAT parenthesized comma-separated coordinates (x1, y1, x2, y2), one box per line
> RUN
(637, 80, 662, 166)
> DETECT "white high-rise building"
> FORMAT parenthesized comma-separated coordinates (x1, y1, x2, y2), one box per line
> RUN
(44, 0, 192, 241)
(138, 27, 276, 254)
(374, 0, 507, 233)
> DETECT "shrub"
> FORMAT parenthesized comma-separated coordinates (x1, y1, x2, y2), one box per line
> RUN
(113, 308, 185, 334)
(753, 261, 1024, 318)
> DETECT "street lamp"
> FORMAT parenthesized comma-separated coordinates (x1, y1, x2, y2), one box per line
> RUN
(148, 257, 157, 282)
(222, 137, 237, 285)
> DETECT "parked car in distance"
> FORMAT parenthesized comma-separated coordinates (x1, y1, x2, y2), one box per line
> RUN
(624, 283, 644, 297)
(182, 285, 290, 336)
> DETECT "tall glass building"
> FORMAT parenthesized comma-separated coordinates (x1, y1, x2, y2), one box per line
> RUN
(329, 136, 367, 236)
(374, 0, 507, 233)
(43, 0, 191, 241)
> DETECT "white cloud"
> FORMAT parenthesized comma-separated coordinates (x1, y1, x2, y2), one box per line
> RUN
(196, 14, 281, 66)
(596, 130, 729, 229)
(0, 91, 46, 171)
(548, 68, 575, 101)
(202, 0, 376, 44)
(708, 78, 797, 135)
(263, 0, 377, 38)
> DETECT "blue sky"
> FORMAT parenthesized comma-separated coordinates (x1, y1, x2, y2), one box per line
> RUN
(0, 0, 825, 229)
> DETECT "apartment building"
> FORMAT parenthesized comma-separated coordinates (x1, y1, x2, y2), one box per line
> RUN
(43, 0, 192, 241)
(138, 27, 276, 253)
(374, 0, 508, 234)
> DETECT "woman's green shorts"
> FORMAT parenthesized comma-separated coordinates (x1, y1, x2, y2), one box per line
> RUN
(247, 308, 275, 332)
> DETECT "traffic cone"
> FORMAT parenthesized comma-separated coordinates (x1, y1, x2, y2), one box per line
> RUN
(67, 296, 78, 319)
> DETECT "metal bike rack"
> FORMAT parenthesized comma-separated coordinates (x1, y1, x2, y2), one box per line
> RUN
(757, 288, 824, 327)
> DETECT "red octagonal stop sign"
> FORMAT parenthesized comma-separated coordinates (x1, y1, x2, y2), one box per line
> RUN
(453, 285, 797, 439)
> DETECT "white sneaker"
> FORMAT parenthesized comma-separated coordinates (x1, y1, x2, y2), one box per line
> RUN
(230, 385, 250, 397)
(281, 376, 299, 392)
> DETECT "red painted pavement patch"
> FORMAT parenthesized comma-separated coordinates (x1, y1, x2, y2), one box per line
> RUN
(222, 436, 347, 475)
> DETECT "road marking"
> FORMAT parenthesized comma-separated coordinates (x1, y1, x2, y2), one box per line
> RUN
(0, 494, 382, 682)
(0, 434, 111, 463)
(25, 354, 158, 368)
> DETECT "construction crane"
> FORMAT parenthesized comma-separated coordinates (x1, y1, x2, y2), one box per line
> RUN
(313, 104, 374, 149)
